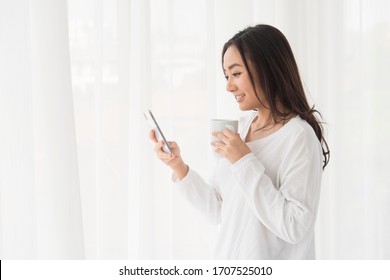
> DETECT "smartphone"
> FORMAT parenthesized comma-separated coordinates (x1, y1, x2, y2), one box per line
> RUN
(143, 109, 173, 154)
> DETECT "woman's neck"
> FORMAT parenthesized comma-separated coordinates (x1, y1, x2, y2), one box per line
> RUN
(252, 108, 273, 130)
(253, 102, 292, 130)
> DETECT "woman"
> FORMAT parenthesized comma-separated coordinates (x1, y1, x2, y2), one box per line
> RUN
(149, 24, 330, 259)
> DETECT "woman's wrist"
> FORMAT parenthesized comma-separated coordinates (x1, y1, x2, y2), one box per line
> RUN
(171, 158, 189, 180)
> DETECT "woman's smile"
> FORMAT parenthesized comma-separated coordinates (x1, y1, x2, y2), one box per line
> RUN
(234, 94, 245, 103)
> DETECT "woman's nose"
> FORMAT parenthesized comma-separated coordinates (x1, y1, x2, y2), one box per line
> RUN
(226, 78, 237, 92)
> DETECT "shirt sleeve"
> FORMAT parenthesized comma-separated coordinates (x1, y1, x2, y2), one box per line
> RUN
(231, 133, 322, 244)
(173, 168, 222, 225)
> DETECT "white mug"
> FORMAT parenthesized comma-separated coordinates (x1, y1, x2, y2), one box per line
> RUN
(210, 119, 238, 156)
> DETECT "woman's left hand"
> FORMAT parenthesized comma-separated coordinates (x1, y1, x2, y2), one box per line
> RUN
(211, 128, 251, 164)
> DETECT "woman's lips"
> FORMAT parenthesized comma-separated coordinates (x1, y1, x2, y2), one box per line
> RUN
(235, 94, 245, 102)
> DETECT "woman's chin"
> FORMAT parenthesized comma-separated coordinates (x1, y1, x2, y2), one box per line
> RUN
(238, 103, 255, 111)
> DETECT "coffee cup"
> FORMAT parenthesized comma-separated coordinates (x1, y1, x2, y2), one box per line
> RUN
(210, 119, 238, 156)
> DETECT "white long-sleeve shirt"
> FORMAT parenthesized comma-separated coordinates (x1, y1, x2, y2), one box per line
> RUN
(173, 112, 323, 259)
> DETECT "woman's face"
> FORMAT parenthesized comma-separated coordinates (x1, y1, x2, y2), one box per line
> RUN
(223, 45, 265, 111)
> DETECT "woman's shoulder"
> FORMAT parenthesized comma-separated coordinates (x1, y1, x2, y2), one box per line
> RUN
(238, 112, 319, 148)
(287, 116, 318, 140)
(284, 116, 322, 155)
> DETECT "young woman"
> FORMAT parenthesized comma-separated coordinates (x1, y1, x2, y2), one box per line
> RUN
(149, 24, 330, 259)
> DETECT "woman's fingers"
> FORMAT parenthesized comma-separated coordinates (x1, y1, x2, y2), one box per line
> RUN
(151, 130, 173, 158)
(149, 130, 182, 168)
(154, 140, 164, 153)
(223, 128, 238, 137)
(149, 129, 158, 143)
(211, 141, 225, 154)
(167, 141, 177, 150)
(153, 140, 175, 161)
(212, 131, 229, 143)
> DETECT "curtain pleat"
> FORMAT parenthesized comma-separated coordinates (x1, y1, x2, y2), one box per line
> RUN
(0, 0, 84, 259)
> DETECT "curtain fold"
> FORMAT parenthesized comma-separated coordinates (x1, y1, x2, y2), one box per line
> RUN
(0, 0, 84, 259)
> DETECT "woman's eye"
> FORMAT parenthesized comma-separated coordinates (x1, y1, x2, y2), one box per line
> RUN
(224, 72, 241, 80)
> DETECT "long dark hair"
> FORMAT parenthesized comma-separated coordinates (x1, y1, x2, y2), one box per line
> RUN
(222, 24, 330, 169)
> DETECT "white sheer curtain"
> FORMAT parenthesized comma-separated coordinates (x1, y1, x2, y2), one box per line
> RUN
(1, 0, 389, 259)
(0, 0, 84, 259)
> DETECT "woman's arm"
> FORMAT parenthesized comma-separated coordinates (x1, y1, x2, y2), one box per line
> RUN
(149, 129, 222, 224)
(231, 134, 322, 244)
(174, 168, 222, 225)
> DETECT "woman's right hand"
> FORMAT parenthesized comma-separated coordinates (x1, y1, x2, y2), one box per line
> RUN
(149, 129, 189, 179)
